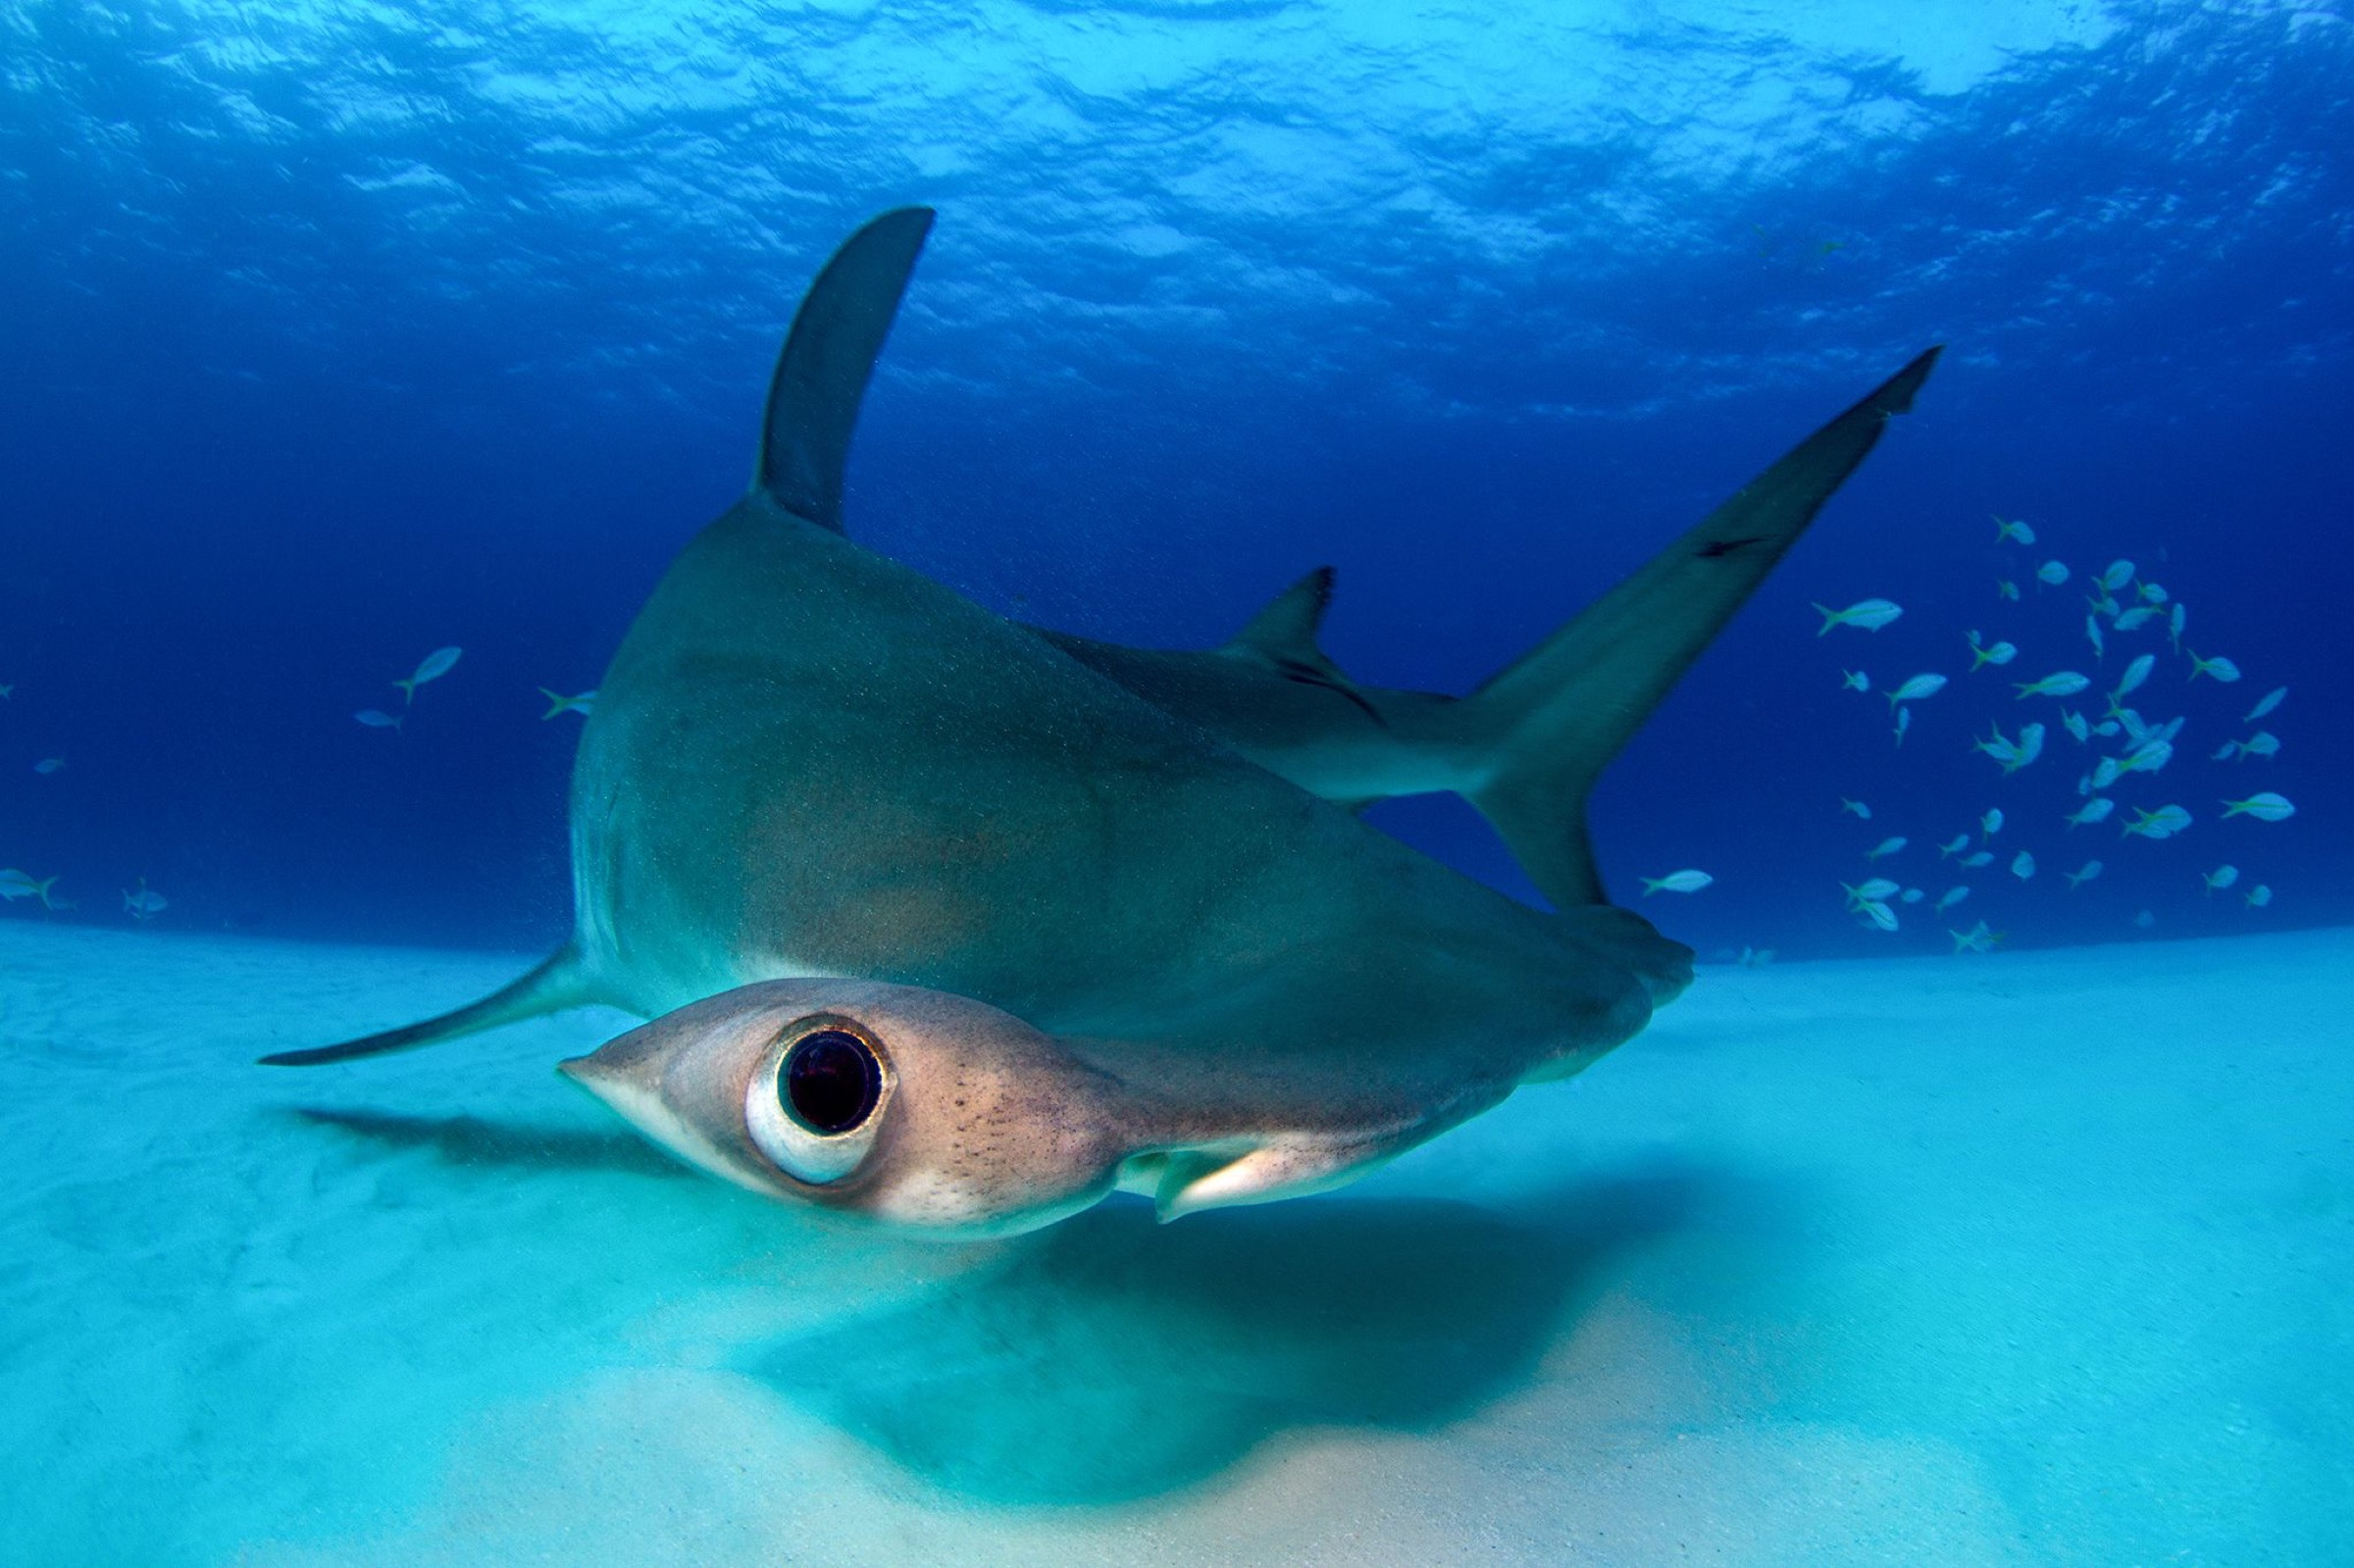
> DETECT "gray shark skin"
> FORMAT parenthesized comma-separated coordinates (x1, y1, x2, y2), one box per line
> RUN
(265, 208, 1937, 1238)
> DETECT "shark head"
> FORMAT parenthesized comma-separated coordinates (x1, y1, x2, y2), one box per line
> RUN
(559, 979, 1138, 1239)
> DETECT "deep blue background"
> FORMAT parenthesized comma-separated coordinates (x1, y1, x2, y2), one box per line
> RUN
(2, 0, 2345, 960)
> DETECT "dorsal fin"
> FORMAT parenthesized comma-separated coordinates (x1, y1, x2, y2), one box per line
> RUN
(753, 206, 936, 531)
(1222, 566, 1336, 663)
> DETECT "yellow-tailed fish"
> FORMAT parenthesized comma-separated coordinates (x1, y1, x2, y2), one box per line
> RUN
(2036, 560, 2069, 585)
(354, 709, 405, 733)
(2064, 860, 2103, 888)
(2245, 885, 2273, 908)
(1967, 632, 2019, 671)
(393, 645, 463, 705)
(1992, 516, 2035, 545)
(2202, 865, 2238, 895)
(0, 869, 63, 908)
(1840, 797, 1871, 819)
(2109, 652, 2155, 704)
(2066, 797, 2115, 829)
(539, 687, 598, 719)
(2221, 792, 2293, 823)
(1934, 885, 1970, 912)
(2122, 804, 2193, 839)
(1865, 835, 1908, 861)
(1814, 598, 1904, 634)
(2186, 649, 2240, 683)
(2015, 670, 2090, 699)
(1841, 669, 1869, 691)
(2245, 685, 2286, 721)
(1639, 869, 1714, 895)
(1885, 672, 1946, 707)
(2101, 559, 2136, 591)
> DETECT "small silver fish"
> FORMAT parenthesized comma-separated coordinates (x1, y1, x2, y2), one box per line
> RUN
(1992, 516, 2036, 545)
(2233, 732, 2280, 761)
(123, 879, 169, 921)
(1959, 850, 1995, 869)
(354, 709, 405, 733)
(2245, 885, 2273, 908)
(2245, 686, 2286, 722)
(2221, 793, 2293, 823)
(1937, 834, 1970, 858)
(2084, 614, 2106, 660)
(1981, 808, 2004, 838)
(1841, 669, 1870, 692)
(1840, 798, 1872, 819)
(2109, 653, 2155, 703)
(1934, 885, 1970, 912)
(2101, 559, 2136, 591)
(1639, 869, 1714, 895)
(31, 756, 64, 776)
(2202, 865, 2239, 895)
(2112, 606, 2161, 632)
(2064, 860, 2103, 889)
(1865, 836, 1909, 861)
(2036, 560, 2069, 585)
(2010, 850, 2035, 881)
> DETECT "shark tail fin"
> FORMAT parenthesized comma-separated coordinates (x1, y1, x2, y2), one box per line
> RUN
(258, 946, 601, 1066)
(753, 206, 936, 531)
(1463, 348, 1941, 907)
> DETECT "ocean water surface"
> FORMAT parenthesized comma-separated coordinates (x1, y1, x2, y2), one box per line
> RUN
(3, 1, 2348, 1562)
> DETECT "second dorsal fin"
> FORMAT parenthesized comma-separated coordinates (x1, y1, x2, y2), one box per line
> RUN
(1221, 566, 1336, 665)
(753, 206, 936, 531)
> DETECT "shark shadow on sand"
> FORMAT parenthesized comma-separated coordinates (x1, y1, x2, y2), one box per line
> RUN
(747, 1166, 1713, 1504)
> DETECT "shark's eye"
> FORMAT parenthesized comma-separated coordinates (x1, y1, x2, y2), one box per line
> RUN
(744, 1023, 890, 1185)
(785, 1030, 882, 1133)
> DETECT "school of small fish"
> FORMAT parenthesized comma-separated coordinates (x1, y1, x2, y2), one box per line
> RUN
(1813, 516, 2302, 950)
(5, 639, 594, 928)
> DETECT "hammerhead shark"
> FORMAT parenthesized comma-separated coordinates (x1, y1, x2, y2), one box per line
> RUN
(268, 208, 1936, 1238)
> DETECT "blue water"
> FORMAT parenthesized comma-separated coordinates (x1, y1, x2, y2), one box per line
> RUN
(5, 7, 2352, 1560)
(4, 0, 2344, 959)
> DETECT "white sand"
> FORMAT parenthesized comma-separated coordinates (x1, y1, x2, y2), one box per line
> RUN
(2, 922, 2345, 1565)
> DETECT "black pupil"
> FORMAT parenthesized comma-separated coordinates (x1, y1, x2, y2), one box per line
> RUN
(783, 1030, 881, 1135)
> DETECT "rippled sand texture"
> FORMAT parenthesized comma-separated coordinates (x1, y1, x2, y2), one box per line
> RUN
(3, 923, 2345, 1565)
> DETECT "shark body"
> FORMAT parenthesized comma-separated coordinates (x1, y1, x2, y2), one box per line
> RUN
(269, 209, 1936, 1237)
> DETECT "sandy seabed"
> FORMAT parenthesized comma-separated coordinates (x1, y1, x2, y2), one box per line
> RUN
(1, 920, 2345, 1566)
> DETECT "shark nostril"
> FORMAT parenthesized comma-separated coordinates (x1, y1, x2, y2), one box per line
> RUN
(784, 1030, 882, 1135)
